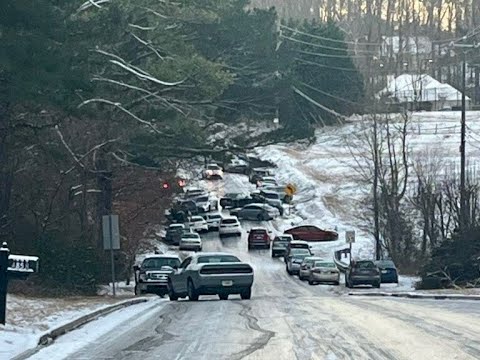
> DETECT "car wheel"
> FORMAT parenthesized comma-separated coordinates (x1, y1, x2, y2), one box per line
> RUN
(299, 274, 304, 281)
(374, 281, 381, 288)
(286, 266, 292, 275)
(308, 278, 315, 285)
(257, 213, 264, 221)
(187, 279, 199, 301)
(334, 281, 340, 286)
(240, 288, 251, 300)
(168, 281, 178, 301)
(218, 293, 228, 300)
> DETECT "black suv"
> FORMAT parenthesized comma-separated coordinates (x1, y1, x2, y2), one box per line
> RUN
(133, 255, 181, 296)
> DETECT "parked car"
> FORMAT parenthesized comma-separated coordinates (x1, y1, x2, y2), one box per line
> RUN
(233, 203, 280, 221)
(187, 216, 209, 233)
(224, 158, 249, 174)
(284, 225, 338, 242)
(193, 194, 217, 213)
(248, 168, 272, 184)
(256, 176, 278, 188)
(203, 164, 224, 180)
(298, 256, 324, 281)
(219, 216, 242, 237)
(134, 255, 181, 296)
(308, 261, 340, 285)
(184, 188, 206, 199)
(374, 260, 399, 283)
(179, 232, 202, 252)
(176, 199, 199, 216)
(247, 228, 272, 250)
(257, 185, 290, 203)
(345, 260, 381, 288)
(167, 253, 254, 301)
(271, 235, 293, 258)
(286, 249, 312, 275)
(204, 213, 223, 231)
(220, 193, 253, 209)
(284, 240, 312, 263)
(257, 189, 284, 215)
(165, 223, 185, 245)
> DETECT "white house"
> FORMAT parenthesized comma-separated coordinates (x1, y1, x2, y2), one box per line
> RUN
(377, 74, 471, 111)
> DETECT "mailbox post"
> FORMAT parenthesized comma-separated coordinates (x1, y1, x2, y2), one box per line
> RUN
(0, 242, 9, 325)
(0, 242, 39, 325)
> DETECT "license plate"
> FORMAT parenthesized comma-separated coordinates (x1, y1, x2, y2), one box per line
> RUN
(222, 280, 233, 287)
(381, 270, 388, 274)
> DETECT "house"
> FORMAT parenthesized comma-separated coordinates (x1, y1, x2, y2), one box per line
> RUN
(377, 74, 471, 111)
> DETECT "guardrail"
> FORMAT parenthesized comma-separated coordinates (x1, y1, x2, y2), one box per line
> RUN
(333, 248, 350, 273)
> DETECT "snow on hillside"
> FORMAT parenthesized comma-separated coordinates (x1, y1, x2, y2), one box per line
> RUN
(254, 110, 480, 260)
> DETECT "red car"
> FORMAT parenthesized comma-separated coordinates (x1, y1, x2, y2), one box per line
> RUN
(284, 225, 338, 242)
(247, 228, 272, 249)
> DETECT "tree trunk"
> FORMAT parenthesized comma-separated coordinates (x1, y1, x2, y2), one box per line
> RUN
(0, 101, 13, 243)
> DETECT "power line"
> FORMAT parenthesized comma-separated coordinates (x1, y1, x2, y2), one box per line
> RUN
(295, 49, 366, 59)
(297, 81, 361, 106)
(280, 24, 382, 46)
(435, 25, 480, 45)
(292, 86, 346, 124)
(294, 57, 359, 72)
(280, 34, 379, 54)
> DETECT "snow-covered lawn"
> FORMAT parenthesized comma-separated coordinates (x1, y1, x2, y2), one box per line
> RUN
(0, 294, 137, 359)
(254, 110, 480, 261)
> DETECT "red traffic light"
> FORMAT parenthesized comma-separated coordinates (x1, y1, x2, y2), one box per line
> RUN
(178, 179, 186, 187)
(162, 182, 169, 189)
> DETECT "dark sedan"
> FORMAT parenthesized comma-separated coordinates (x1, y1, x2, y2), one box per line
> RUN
(375, 260, 399, 283)
(284, 225, 338, 242)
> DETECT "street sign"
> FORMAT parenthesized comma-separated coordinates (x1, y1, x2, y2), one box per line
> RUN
(103, 215, 120, 250)
(285, 183, 297, 197)
(345, 230, 356, 244)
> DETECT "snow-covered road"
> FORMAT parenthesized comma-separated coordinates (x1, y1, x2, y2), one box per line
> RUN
(27, 174, 480, 360)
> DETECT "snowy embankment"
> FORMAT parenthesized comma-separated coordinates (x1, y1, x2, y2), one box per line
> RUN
(253, 110, 480, 261)
(1, 295, 133, 359)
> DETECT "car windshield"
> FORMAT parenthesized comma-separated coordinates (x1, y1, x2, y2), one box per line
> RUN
(195, 196, 209, 202)
(263, 193, 279, 199)
(142, 258, 180, 269)
(315, 262, 336, 268)
(182, 233, 199, 239)
(209, 214, 222, 219)
(170, 224, 183, 229)
(273, 240, 288, 247)
(292, 253, 310, 260)
(207, 165, 220, 170)
(197, 255, 241, 263)
(191, 217, 203, 222)
(251, 229, 267, 234)
(222, 218, 238, 224)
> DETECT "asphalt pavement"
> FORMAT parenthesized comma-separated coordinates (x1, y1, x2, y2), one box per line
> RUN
(31, 174, 480, 360)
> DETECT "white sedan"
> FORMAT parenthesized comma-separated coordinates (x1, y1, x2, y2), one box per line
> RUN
(179, 232, 202, 252)
(187, 216, 209, 233)
(204, 164, 224, 180)
(219, 216, 242, 237)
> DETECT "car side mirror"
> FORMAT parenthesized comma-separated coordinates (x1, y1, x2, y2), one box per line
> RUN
(172, 264, 179, 270)
(247, 230, 250, 233)
(133, 265, 140, 272)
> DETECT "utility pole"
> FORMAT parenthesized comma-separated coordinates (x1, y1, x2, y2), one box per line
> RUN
(452, 43, 479, 230)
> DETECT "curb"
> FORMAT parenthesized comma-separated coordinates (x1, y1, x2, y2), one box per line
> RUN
(348, 291, 480, 301)
(12, 297, 150, 360)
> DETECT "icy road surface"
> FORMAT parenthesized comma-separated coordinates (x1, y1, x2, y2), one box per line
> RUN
(29, 175, 480, 360)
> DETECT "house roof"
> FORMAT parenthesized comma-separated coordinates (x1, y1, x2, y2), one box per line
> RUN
(377, 74, 470, 102)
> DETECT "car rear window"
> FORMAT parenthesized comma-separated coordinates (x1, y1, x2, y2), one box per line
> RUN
(222, 218, 238, 224)
(182, 233, 199, 239)
(207, 165, 220, 170)
(191, 217, 203, 222)
(355, 261, 376, 269)
(198, 255, 241, 263)
(195, 196, 209, 202)
(290, 243, 309, 249)
(263, 193, 279, 199)
(291, 248, 310, 255)
(170, 224, 183, 229)
(209, 214, 222, 219)
(315, 262, 336, 268)
(142, 258, 180, 269)
(251, 229, 267, 234)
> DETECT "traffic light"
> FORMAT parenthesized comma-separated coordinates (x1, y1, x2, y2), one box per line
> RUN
(162, 182, 169, 189)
